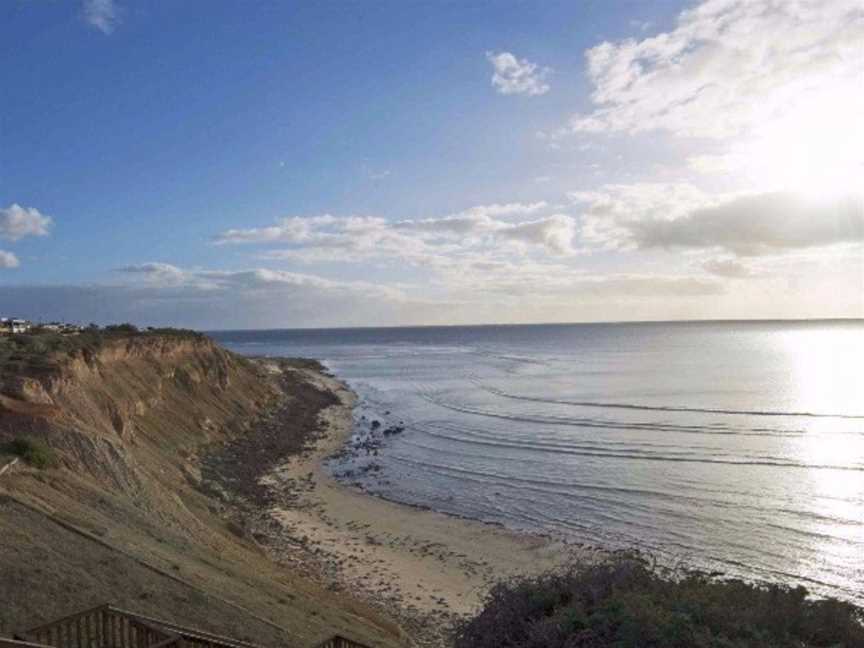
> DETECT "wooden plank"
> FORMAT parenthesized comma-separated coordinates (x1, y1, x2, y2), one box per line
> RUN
(25, 605, 110, 637)
(147, 638, 180, 648)
(106, 610, 258, 648)
(0, 639, 54, 648)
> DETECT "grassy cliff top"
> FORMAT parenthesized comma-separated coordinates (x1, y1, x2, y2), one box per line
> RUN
(0, 325, 209, 376)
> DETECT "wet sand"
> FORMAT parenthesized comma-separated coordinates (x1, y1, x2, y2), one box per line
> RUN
(245, 362, 596, 646)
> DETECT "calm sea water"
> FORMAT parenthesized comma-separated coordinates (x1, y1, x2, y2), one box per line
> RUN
(211, 320, 864, 604)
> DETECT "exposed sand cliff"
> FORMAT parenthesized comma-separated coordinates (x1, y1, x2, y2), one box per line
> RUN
(0, 334, 402, 647)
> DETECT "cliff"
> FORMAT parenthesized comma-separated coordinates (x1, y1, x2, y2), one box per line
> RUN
(1, 334, 276, 494)
(0, 332, 402, 648)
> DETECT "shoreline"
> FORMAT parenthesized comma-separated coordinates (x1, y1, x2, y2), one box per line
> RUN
(239, 359, 597, 646)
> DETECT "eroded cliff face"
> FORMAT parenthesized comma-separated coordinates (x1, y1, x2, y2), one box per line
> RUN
(0, 335, 402, 648)
(0, 335, 279, 495)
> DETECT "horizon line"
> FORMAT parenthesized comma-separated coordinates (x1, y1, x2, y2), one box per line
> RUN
(203, 316, 864, 334)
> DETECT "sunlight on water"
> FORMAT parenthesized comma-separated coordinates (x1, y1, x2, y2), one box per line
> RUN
(783, 325, 864, 418)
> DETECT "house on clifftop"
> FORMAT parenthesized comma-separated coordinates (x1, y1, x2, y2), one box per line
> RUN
(0, 318, 32, 334)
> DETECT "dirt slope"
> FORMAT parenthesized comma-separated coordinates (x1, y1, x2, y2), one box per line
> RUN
(0, 333, 404, 648)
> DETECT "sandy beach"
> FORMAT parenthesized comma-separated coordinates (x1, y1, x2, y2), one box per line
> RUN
(238, 361, 596, 646)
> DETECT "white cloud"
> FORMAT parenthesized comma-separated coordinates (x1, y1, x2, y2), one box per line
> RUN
(117, 263, 187, 286)
(214, 215, 336, 245)
(571, 184, 864, 256)
(486, 51, 551, 96)
(0, 269, 414, 329)
(571, 183, 712, 250)
(568, 0, 864, 140)
(586, 274, 721, 297)
(496, 214, 577, 255)
(83, 0, 120, 34)
(214, 202, 578, 263)
(687, 154, 735, 175)
(0, 204, 53, 242)
(193, 268, 405, 301)
(0, 251, 20, 269)
(701, 258, 754, 279)
(636, 194, 863, 256)
(436, 257, 722, 298)
(395, 201, 546, 228)
(116, 263, 405, 302)
(111, 260, 725, 325)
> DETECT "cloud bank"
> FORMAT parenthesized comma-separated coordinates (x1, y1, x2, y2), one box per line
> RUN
(116, 263, 405, 302)
(568, 0, 863, 139)
(215, 203, 580, 264)
(572, 186, 864, 256)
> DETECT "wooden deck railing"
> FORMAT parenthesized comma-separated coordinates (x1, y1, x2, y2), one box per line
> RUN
(1, 638, 53, 648)
(16, 605, 374, 648)
(104, 609, 260, 648)
(311, 636, 373, 648)
(20, 605, 178, 648)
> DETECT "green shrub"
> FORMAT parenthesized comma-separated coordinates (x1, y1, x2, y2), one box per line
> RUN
(453, 556, 864, 648)
(0, 326, 208, 375)
(3, 437, 58, 469)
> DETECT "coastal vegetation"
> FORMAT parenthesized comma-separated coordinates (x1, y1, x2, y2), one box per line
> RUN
(1, 437, 57, 469)
(0, 324, 205, 373)
(453, 556, 864, 647)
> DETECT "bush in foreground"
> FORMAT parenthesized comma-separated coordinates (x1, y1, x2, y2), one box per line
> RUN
(453, 556, 864, 648)
(2, 437, 58, 469)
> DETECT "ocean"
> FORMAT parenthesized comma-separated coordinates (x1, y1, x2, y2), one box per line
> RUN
(211, 320, 864, 604)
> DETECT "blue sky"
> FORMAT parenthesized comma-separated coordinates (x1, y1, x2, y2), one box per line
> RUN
(1, 0, 862, 327)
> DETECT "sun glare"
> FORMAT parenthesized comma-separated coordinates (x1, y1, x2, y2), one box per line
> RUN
(738, 83, 864, 199)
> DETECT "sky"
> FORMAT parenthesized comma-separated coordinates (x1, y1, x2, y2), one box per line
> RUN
(1, 0, 862, 328)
